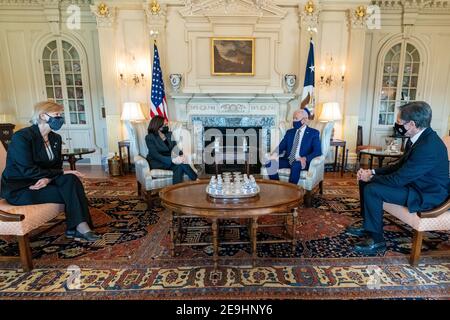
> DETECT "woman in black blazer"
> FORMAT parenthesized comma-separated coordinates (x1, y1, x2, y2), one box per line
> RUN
(0, 101, 100, 242)
(145, 116, 197, 184)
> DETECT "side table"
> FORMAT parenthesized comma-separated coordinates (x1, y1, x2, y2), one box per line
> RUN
(118, 140, 131, 174)
(330, 139, 347, 176)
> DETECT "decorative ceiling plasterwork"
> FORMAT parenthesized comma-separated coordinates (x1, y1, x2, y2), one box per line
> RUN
(178, 0, 287, 19)
(90, 2, 116, 27)
(371, 0, 449, 11)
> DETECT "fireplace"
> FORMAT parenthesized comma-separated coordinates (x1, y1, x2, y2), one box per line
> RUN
(169, 93, 296, 174)
(203, 126, 262, 174)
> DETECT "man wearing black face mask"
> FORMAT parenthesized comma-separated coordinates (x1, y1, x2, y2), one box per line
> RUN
(265, 108, 322, 185)
(349, 101, 449, 255)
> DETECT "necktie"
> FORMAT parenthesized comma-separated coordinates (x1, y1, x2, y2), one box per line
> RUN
(288, 129, 301, 165)
(405, 138, 413, 152)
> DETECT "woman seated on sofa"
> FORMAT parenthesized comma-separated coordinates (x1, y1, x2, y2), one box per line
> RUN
(145, 116, 198, 184)
(0, 100, 100, 242)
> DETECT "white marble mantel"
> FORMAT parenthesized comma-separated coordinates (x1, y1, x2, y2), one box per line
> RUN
(170, 93, 297, 155)
(170, 93, 296, 124)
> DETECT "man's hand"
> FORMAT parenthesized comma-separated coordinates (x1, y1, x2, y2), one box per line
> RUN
(29, 178, 51, 190)
(357, 169, 373, 182)
(296, 156, 307, 169)
(64, 170, 85, 179)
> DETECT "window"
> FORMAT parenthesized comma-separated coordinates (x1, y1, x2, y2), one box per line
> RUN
(42, 39, 87, 125)
(378, 42, 420, 125)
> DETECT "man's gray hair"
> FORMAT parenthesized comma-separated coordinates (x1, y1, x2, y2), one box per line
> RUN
(398, 101, 432, 129)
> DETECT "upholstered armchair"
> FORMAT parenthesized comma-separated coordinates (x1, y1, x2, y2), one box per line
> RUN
(0, 142, 65, 271)
(382, 135, 450, 265)
(131, 121, 196, 205)
(262, 120, 334, 207)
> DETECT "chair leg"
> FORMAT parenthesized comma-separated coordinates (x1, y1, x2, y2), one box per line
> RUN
(304, 190, 312, 208)
(137, 181, 142, 197)
(319, 181, 324, 195)
(144, 190, 154, 208)
(17, 235, 33, 272)
(410, 230, 423, 266)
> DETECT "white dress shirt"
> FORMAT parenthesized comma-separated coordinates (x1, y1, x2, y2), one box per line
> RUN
(410, 128, 426, 145)
(294, 125, 307, 159)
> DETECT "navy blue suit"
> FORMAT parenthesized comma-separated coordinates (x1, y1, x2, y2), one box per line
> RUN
(360, 127, 449, 236)
(266, 126, 322, 184)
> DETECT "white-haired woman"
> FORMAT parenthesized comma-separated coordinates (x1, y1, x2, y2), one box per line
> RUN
(0, 101, 100, 241)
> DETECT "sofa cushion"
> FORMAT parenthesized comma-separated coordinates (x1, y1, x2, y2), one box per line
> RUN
(383, 202, 450, 232)
(0, 200, 65, 236)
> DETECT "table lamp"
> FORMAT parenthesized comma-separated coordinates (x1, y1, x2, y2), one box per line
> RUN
(319, 102, 342, 139)
(121, 102, 146, 122)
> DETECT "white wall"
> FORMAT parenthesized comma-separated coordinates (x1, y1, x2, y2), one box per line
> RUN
(1, 0, 450, 159)
(0, 1, 106, 163)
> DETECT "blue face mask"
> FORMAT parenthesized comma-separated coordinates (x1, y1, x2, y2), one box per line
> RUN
(293, 119, 304, 129)
(46, 114, 65, 131)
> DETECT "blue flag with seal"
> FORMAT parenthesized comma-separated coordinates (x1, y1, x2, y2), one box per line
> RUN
(301, 38, 315, 115)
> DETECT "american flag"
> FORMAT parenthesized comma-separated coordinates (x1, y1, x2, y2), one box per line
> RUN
(150, 44, 168, 120)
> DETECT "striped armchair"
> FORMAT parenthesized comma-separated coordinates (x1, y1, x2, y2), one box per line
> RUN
(131, 121, 196, 205)
(262, 120, 334, 207)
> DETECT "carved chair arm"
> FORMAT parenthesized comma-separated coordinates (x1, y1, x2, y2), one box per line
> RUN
(417, 196, 450, 218)
(0, 209, 25, 222)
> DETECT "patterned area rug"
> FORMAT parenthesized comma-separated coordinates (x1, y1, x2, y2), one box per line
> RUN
(0, 177, 449, 299)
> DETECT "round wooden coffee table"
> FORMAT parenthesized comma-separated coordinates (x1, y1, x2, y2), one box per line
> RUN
(159, 179, 303, 268)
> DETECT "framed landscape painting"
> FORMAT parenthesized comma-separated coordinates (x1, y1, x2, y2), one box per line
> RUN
(211, 37, 255, 75)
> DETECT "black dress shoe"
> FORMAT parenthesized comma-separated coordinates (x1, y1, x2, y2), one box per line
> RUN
(65, 229, 76, 239)
(345, 226, 368, 237)
(354, 238, 386, 255)
(67, 230, 101, 242)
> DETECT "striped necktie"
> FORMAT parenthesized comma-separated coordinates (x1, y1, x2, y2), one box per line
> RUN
(288, 129, 301, 165)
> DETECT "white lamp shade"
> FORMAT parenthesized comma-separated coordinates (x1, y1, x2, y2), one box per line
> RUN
(121, 102, 146, 121)
(319, 102, 342, 121)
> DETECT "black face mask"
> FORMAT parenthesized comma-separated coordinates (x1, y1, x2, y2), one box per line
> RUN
(159, 125, 169, 134)
(46, 113, 65, 131)
(394, 122, 407, 136)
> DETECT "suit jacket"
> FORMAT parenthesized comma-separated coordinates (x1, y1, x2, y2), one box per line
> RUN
(372, 127, 449, 212)
(145, 132, 181, 170)
(1, 125, 63, 200)
(276, 126, 322, 170)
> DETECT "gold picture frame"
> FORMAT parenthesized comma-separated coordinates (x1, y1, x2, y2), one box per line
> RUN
(211, 37, 255, 76)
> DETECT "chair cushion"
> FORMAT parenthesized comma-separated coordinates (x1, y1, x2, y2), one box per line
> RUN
(383, 202, 450, 232)
(150, 169, 174, 178)
(143, 174, 192, 191)
(0, 200, 65, 236)
(278, 168, 307, 179)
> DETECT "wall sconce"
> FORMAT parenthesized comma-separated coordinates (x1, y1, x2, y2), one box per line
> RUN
(118, 55, 146, 86)
(319, 54, 345, 88)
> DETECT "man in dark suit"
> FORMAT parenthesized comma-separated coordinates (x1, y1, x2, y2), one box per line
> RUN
(265, 108, 322, 184)
(349, 101, 449, 254)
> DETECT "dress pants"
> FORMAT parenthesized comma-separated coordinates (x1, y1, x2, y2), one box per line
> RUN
(170, 163, 198, 184)
(5, 174, 93, 230)
(359, 180, 409, 235)
(265, 158, 304, 185)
